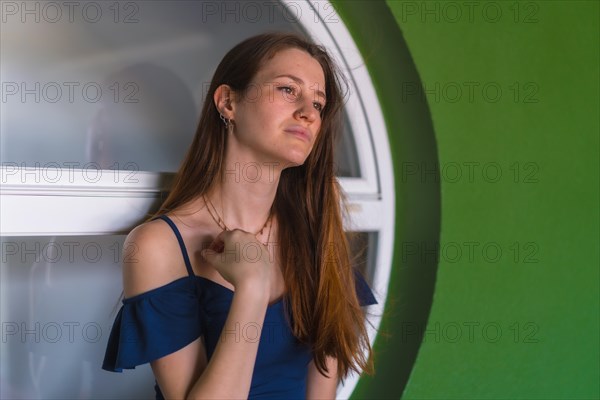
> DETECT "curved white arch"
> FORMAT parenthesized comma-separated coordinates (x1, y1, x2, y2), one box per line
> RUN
(280, 1, 395, 397)
(0, 2, 394, 397)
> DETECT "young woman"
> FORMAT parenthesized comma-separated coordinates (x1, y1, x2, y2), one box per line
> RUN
(102, 31, 377, 399)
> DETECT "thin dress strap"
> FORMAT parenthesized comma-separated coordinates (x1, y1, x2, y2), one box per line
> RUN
(153, 215, 195, 277)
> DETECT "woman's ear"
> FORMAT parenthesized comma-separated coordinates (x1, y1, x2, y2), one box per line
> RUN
(213, 84, 236, 120)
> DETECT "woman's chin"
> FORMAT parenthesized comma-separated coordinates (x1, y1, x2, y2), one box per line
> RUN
(283, 154, 309, 168)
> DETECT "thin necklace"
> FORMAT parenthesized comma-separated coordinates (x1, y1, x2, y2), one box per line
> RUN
(202, 193, 274, 247)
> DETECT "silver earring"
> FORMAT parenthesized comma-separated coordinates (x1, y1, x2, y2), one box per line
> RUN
(219, 113, 229, 128)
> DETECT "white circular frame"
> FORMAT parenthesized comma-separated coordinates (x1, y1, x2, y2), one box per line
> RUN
(0, 2, 395, 398)
(280, 1, 395, 397)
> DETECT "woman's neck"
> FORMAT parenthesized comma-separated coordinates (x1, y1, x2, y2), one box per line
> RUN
(206, 164, 281, 233)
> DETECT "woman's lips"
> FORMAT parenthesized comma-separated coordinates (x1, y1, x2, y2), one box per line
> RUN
(284, 126, 311, 142)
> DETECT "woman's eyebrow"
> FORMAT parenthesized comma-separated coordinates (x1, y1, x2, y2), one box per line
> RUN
(272, 73, 326, 101)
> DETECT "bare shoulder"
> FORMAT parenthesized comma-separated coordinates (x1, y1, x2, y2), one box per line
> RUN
(122, 217, 185, 298)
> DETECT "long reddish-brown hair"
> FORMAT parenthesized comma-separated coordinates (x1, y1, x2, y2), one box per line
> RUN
(152, 31, 374, 380)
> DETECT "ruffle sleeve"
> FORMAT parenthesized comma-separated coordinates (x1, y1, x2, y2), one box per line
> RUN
(353, 268, 378, 306)
(102, 278, 202, 372)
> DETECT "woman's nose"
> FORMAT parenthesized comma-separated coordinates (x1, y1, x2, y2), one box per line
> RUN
(295, 98, 317, 122)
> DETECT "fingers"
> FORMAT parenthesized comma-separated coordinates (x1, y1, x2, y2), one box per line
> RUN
(200, 230, 234, 260)
(209, 238, 225, 253)
(201, 228, 262, 260)
(207, 229, 229, 253)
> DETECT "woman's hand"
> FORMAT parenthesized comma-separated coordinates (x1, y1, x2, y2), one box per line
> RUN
(200, 229, 272, 291)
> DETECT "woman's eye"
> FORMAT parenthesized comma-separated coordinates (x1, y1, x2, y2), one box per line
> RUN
(279, 86, 296, 96)
(278, 86, 323, 113)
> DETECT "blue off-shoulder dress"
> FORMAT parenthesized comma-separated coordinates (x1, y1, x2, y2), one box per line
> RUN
(102, 215, 377, 399)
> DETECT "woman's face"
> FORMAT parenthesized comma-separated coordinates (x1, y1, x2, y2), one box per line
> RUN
(230, 47, 326, 168)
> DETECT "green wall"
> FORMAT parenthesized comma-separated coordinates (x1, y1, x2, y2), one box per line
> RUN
(335, 1, 599, 398)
